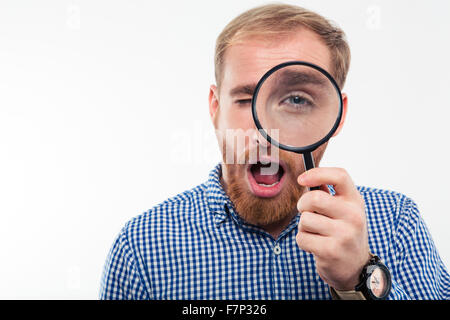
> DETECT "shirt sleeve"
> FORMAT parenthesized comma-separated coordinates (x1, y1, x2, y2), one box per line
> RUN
(99, 226, 151, 300)
(389, 197, 450, 300)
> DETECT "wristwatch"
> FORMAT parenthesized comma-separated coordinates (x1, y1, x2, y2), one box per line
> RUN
(330, 254, 392, 300)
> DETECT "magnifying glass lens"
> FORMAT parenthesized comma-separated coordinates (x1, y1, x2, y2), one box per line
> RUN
(254, 64, 341, 149)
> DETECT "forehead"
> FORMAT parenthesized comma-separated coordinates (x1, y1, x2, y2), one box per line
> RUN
(221, 28, 332, 93)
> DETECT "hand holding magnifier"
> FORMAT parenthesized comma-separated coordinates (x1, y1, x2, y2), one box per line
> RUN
(251, 61, 343, 191)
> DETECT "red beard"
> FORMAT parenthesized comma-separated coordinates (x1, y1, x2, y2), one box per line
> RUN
(222, 148, 306, 227)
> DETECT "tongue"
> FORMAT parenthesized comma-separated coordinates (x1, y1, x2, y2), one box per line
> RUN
(251, 164, 280, 185)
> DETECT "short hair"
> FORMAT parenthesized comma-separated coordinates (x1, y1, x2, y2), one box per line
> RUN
(214, 3, 351, 90)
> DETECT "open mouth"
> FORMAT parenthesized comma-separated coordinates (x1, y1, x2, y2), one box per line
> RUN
(247, 160, 286, 198)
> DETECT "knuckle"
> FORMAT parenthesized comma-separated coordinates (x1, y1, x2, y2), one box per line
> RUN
(348, 210, 365, 229)
(336, 167, 348, 180)
(296, 198, 304, 212)
(296, 230, 303, 241)
(311, 191, 322, 204)
(303, 191, 324, 212)
(298, 213, 310, 230)
(295, 233, 301, 245)
(340, 231, 353, 246)
(328, 220, 337, 235)
(298, 191, 323, 212)
(334, 221, 346, 235)
(296, 232, 307, 248)
(354, 215, 365, 229)
(301, 210, 311, 221)
(325, 243, 338, 260)
(338, 224, 360, 248)
(297, 221, 304, 233)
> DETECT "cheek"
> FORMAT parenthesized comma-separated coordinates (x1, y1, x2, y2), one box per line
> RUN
(218, 94, 254, 128)
(280, 147, 324, 178)
(221, 106, 254, 130)
(312, 142, 328, 165)
(279, 150, 303, 173)
(214, 103, 257, 162)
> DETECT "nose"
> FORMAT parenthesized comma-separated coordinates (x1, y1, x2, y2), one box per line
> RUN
(250, 128, 269, 147)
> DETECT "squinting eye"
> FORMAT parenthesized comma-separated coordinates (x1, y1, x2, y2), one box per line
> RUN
(235, 99, 252, 106)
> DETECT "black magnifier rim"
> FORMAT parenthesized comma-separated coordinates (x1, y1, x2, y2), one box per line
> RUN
(251, 61, 343, 154)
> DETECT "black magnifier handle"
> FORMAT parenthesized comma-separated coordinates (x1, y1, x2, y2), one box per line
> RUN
(302, 152, 320, 191)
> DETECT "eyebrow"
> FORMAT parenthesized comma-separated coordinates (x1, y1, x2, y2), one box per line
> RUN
(229, 83, 257, 97)
(277, 70, 329, 88)
(228, 70, 330, 98)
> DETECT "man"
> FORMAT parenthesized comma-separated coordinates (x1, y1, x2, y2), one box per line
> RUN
(100, 4, 450, 299)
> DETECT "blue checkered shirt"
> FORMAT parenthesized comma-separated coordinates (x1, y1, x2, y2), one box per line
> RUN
(100, 164, 450, 299)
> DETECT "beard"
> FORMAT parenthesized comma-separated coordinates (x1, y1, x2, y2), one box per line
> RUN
(222, 147, 312, 227)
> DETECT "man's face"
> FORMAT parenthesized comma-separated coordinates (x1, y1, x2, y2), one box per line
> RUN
(209, 28, 345, 227)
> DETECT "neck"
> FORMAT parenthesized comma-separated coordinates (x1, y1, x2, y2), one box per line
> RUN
(260, 211, 298, 240)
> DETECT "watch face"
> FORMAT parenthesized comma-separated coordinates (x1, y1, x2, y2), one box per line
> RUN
(367, 266, 389, 298)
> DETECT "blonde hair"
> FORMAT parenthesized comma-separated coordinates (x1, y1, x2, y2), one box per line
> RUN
(214, 3, 351, 90)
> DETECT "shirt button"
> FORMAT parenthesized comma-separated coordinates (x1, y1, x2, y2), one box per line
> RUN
(273, 244, 281, 255)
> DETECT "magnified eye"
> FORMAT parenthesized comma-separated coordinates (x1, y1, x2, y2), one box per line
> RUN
(280, 93, 314, 110)
(289, 95, 308, 105)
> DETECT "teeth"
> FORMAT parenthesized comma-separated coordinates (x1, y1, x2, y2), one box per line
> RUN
(258, 181, 279, 187)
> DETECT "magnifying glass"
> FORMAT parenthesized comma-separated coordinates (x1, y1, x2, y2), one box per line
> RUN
(251, 61, 343, 191)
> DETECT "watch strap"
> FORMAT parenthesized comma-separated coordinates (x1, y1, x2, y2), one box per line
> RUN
(329, 252, 378, 300)
(329, 287, 366, 300)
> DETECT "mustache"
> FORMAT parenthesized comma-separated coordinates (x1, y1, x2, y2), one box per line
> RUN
(218, 128, 278, 165)
(226, 145, 299, 177)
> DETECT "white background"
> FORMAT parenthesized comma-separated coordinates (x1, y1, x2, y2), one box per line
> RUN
(0, 0, 449, 299)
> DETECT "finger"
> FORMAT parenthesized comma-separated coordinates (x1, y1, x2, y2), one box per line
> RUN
(308, 184, 330, 193)
(319, 184, 330, 194)
(298, 211, 335, 236)
(298, 167, 357, 197)
(295, 230, 328, 257)
(297, 190, 345, 219)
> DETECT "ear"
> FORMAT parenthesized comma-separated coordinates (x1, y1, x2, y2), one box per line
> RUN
(332, 92, 348, 137)
(209, 84, 220, 128)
